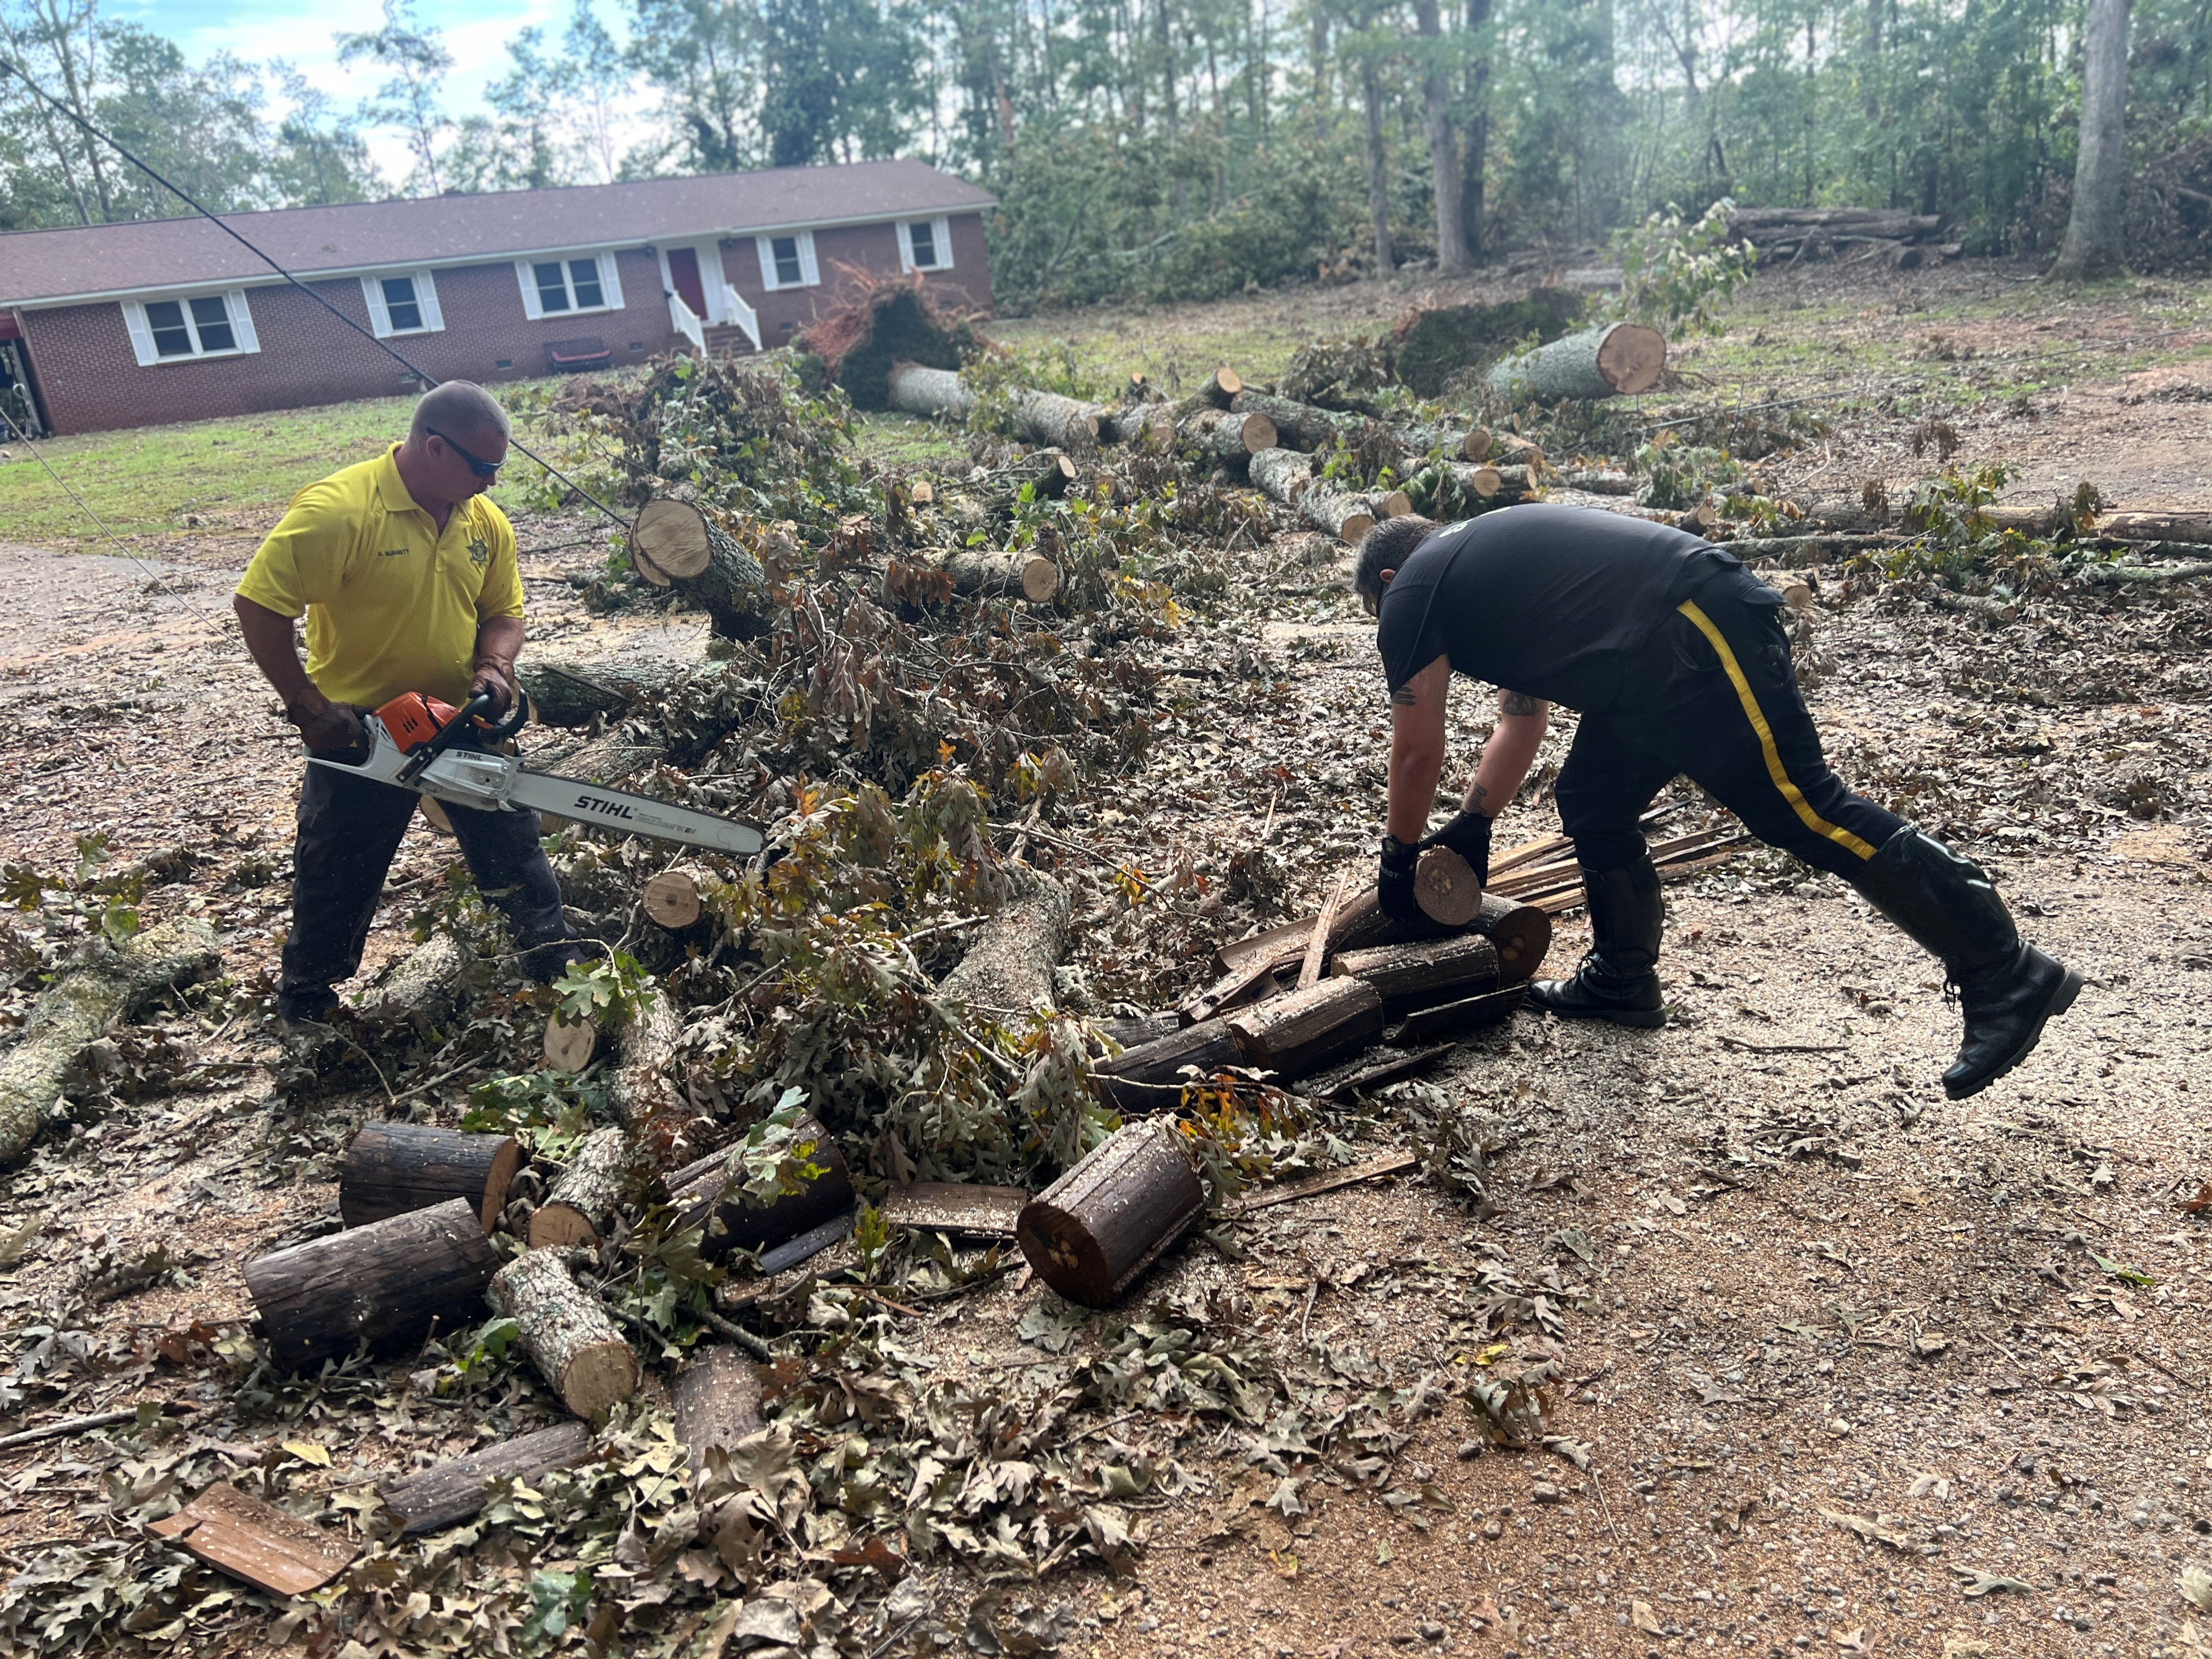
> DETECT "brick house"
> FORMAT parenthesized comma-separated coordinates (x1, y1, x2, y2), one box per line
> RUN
(0, 159, 996, 435)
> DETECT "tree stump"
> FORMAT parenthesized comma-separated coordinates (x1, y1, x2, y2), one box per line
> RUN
(672, 1346, 765, 1474)
(489, 1249, 639, 1418)
(378, 1423, 593, 1534)
(1015, 1119, 1206, 1307)
(340, 1123, 521, 1233)
(244, 1198, 501, 1373)
(529, 1126, 639, 1250)
(665, 1115, 855, 1261)
(1226, 977, 1385, 1080)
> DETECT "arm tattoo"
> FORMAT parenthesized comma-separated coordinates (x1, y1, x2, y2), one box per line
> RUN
(1390, 684, 1418, 706)
(1465, 783, 1492, 813)
(1500, 690, 1544, 716)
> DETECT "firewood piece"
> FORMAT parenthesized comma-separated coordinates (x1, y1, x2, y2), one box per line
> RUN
(1096, 1011, 1182, 1052)
(528, 1126, 639, 1251)
(1489, 323, 1667, 401)
(523, 648, 702, 729)
(1224, 1149, 1420, 1214)
(149, 1481, 357, 1595)
(1229, 391, 1362, 453)
(630, 498, 770, 639)
(1091, 1018, 1244, 1113)
(1562, 468, 1637, 495)
(1176, 952, 1277, 1025)
(378, 1423, 593, 1534)
(1199, 365, 1244, 406)
(1015, 1119, 1205, 1307)
(665, 1115, 856, 1261)
(1329, 890, 1552, 983)
(673, 1347, 764, 1473)
(1330, 933, 1501, 1017)
(1299, 870, 1354, 991)
(1227, 977, 1385, 1080)
(358, 933, 470, 1031)
(1395, 423, 1491, 462)
(0, 918, 219, 1165)
(931, 548, 1062, 602)
(1017, 448, 1079, 498)
(936, 874, 1070, 1018)
(244, 1197, 501, 1373)
(758, 1211, 855, 1274)
(1013, 390, 1105, 454)
(609, 991, 681, 1130)
(1304, 483, 1379, 544)
(1391, 984, 1529, 1043)
(1489, 432, 1547, 467)
(543, 1014, 597, 1073)
(887, 363, 977, 421)
(2090, 510, 2212, 545)
(1181, 406, 1278, 470)
(1414, 847, 1483, 926)
(882, 1182, 1029, 1237)
(1292, 1041, 1456, 1101)
(490, 1249, 639, 1419)
(641, 870, 704, 930)
(340, 1123, 521, 1233)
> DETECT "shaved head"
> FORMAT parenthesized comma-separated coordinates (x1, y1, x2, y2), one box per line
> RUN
(410, 381, 510, 444)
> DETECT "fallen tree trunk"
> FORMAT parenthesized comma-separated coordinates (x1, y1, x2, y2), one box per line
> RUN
(665, 1115, 855, 1261)
(887, 363, 976, 421)
(2079, 557, 2212, 583)
(936, 874, 1070, 1019)
(673, 1347, 765, 1473)
(379, 1423, 592, 1534)
(1014, 391, 1105, 455)
(1229, 391, 1362, 453)
(244, 1197, 501, 1373)
(0, 918, 219, 1165)
(608, 992, 681, 1131)
(1489, 323, 1667, 402)
(524, 653, 701, 730)
(529, 1126, 640, 1250)
(490, 1249, 639, 1419)
(340, 1122, 521, 1233)
(1227, 976, 1385, 1079)
(1181, 407, 1278, 471)
(928, 548, 1061, 603)
(358, 934, 470, 1031)
(1015, 1119, 1205, 1307)
(1331, 933, 1500, 1018)
(629, 498, 770, 639)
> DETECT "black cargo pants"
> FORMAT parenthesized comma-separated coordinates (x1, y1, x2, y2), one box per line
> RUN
(1554, 566, 1906, 878)
(279, 733, 572, 1021)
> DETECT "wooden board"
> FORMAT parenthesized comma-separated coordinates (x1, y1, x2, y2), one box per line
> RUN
(149, 1481, 358, 1595)
(882, 1182, 1029, 1238)
(1390, 984, 1529, 1043)
(1290, 1042, 1456, 1102)
(1224, 1150, 1420, 1215)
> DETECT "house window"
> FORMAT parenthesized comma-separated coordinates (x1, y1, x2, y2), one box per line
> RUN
(753, 229, 820, 291)
(122, 290, 259, 366)
(514, 252, 625, 320)
(360, 269, 444, 337)
(902, 217, 953, 273)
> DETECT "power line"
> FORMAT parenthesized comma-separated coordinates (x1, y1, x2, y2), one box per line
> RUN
(0, 54, 632, 535)
(0, 405, 199, 613)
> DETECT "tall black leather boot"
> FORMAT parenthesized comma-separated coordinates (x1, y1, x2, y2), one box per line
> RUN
(1847, 826, 2083, 1099)
(1529, 856, 1666, 1029)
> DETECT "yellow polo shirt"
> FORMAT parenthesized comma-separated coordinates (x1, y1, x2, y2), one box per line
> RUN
(236, 444, 524, 709)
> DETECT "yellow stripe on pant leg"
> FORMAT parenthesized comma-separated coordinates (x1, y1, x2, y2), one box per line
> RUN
(1675, 600, 1878, 862)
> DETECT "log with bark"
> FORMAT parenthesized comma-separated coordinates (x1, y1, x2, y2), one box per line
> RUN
(1016, 448, 1080, 498)
(1197, 366, 1244, 407)
(1015, 1119, 1206, 1307)
(379, 1423, 594, 1534)
(1330, 933, 1500, 1017)
(0, 918, 219, 1165)
(1391, 984, 1530, 1043)
(528, 1126, 641, 1250)
(1091, 1017, 1243, 1114)
(1015, 391, 1106, 454)
(357, 933, 470, 1031)
(1227, 976, 1385, 1080)
(1219, 889, 1551, 987)
(926, 547, 1062, 603)
(2090, 509, 2212, 546)
(629, 498, 771, 639)
(935, 874, 1070, 1019)
(489, 1248, 640, 1419)
(1181, 407, 1278, 472)
(340, 1122, 521, 1233)
(665, 1114, 856, 1261)
(244, 1197, 502, 1373)
(523, 648, 703, 730)
(886, 363, 977, 422)
(1396, 422, 1490, 462)
(1228, 391, 1363, 454)
(1488, 323, 1667, 402)
(608, 991, 681, 1130)
(672, 1346, 765, 1472)
(533, 733, 670, 792)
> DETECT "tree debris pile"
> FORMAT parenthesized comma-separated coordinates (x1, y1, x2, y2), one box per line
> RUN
(794, 268, 983, 412)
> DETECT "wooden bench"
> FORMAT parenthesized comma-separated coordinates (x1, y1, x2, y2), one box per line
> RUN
(544, 336, 612, 373)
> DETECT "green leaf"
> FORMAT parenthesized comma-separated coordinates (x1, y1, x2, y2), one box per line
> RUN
(2087, 1249, 2154, 1287)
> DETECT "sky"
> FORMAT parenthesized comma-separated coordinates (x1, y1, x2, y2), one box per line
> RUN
(111, 0, 622, 180)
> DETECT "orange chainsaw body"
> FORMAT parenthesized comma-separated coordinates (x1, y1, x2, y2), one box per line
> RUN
(373, 692, 462, 753)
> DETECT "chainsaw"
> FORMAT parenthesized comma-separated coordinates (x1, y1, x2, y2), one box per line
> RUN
(307, 690, 765, 856)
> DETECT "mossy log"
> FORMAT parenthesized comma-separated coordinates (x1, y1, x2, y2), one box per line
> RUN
(0, 918, 219, 1165)
(523, 651, 702, 730)
(1488, 323, 1667, 402)
(935, 874, 1070, 1019)
(340, 1122, 521, 1232)
(489, 1248, 639, 1419)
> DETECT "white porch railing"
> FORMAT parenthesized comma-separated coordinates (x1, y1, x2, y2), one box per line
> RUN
(667, 289, 706, 354)
(720, 284, 763, 352)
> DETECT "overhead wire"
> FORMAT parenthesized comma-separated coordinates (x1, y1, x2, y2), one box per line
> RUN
(0, 404, 201, 610)
(0, 54, 633, 535)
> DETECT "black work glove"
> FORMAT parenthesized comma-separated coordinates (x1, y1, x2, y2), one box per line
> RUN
(287, 686, 363, 753)
(1421, 810, 1493, 889)
(1378, 834, 1422, 923)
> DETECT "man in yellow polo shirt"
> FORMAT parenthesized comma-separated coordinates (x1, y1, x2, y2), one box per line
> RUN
(234, 381, 572, 1024)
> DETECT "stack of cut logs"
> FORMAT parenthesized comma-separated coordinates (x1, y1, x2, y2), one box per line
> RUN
(1726, 206, 1953, 266)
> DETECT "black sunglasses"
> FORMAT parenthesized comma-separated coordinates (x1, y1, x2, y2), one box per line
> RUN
(430, 428, 504, 479)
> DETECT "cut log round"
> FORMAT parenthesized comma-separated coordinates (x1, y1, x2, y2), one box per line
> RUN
(1226, 976, 1385, 1080)
(358, 933, 469, 1031)
(529, 1126, 639, 1251)
(379, 1423, 592, 1534)
(1330, 933, 1500, 1017)
(489, 1248, 639, 1419)
(641, 870, 704, 930)
(1229, 391, 1361, 453)
(1091, 1017, 1243, 1114)
(672, 1346, 765, 1472)
(886, 363, 977, 421)
(1017, 449, 1079, 498)
(665, 1114, 856, 1261)
(543, 1014, 597, 1073)
(1414, 847, 1483, 926)
(1014, 391, 1105, 454)
(629, 498, 770, 639)
(1489, 323, 1667, 401)
(1200, 366, 1244, 406)
(609, 992, 681, 1130)
(932, 548, 1062, 602)
(1305, 485, 1378, 544)
(340, 1123, 521, 1233)
(1181, 407, 1277, 470)
(936, 874, 1070, 1019)
(0, 918, 220, 1165)
(1015, 1119, 1206, 1307)
(244, 1197, 501, 1374)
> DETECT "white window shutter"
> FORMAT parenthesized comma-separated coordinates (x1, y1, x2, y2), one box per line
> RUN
(753, 235, 781, 291)
(898, 223, 916, 274)
(360, 276, 392, 337)
(225, 291, 261, 354)
(415, 269, 444, 332)
(933, 217, 953, 270)
(797, 230, 819, 287)
(515, 261, 545, 320)
(120, 301, 157, 367)
(596, 251, 624, 311)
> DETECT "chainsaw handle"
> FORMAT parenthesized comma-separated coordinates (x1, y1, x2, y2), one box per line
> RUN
(475, 687, 532, 742)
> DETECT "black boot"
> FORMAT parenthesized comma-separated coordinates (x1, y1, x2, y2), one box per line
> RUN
(1530, 857, 1666, 1029)
(1848, 826, 2083, 1099)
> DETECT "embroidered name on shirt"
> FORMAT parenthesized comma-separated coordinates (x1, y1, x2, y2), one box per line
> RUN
(377, 547, 410, 558)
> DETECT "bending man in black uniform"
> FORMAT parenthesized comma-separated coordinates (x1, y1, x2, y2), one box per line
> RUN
(1357, 504, 2079, 1101)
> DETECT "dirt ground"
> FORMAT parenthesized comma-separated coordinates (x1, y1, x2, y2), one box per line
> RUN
(1, 258, 2209, 1658)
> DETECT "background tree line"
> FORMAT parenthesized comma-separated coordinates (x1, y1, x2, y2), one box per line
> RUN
(5, 0, 2210, 308)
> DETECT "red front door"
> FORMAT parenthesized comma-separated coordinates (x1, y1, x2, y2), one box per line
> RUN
(667, 247, 709, 319)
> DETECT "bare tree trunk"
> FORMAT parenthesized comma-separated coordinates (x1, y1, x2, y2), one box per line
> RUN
(1462, 0, 1492, 259)
(1362, 54, 1395, 273)
(1416, 0, 1468, 272)
(2050, 0, 2132, 282)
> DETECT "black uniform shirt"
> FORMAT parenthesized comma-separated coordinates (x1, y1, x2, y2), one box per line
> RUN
(1374, 503, 1773, 712)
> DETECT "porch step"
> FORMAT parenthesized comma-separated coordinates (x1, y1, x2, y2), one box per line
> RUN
(702, 324, 757, 358)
